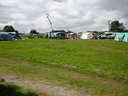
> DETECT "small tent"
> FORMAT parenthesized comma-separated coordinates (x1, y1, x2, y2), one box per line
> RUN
(114, 33, 128, 42)
(80, 32, 93, 39)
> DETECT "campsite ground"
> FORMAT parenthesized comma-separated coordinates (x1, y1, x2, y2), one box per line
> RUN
(0, 39, 128, 96)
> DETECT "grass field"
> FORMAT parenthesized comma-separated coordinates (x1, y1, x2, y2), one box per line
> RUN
(0, 39, 128, 96)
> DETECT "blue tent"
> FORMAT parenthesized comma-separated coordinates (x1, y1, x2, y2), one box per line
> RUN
(114, 33, 128, 42)
(51, 30, 67, 39)
(123, 33, 128, 42)
(0, 32, 15, 41)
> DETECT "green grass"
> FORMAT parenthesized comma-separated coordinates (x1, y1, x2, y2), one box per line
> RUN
(0, 39, 128, 96)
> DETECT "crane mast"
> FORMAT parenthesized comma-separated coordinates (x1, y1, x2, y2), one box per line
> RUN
(46, 13, 53, 31)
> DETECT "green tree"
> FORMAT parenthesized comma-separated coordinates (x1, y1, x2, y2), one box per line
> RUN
(109, 20, 125, 32)
(29, 29, 39, 38)
(3, 25, 15, 32)
(30, 29, 38, 34)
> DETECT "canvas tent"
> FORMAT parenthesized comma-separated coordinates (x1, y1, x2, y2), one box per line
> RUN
(0, 32, 16, 41)
(80, 32, 93, 39)
(114, 33, 128, 42)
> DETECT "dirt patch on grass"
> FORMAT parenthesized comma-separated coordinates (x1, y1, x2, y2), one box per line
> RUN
(0, 56, 88, 96)
(1, 75, 86, 96)
(0, 56, 128, 96)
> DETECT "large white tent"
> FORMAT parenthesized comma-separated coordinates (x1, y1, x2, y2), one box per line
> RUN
(80, 32, 94, 39)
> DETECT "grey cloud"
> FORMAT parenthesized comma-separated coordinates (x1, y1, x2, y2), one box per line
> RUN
(100, 0, 128, 19)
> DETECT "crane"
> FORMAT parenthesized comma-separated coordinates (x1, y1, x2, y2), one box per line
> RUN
(46, 13, 53, 31)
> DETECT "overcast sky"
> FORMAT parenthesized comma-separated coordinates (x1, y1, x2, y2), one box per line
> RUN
(0, 0, 128, 33)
